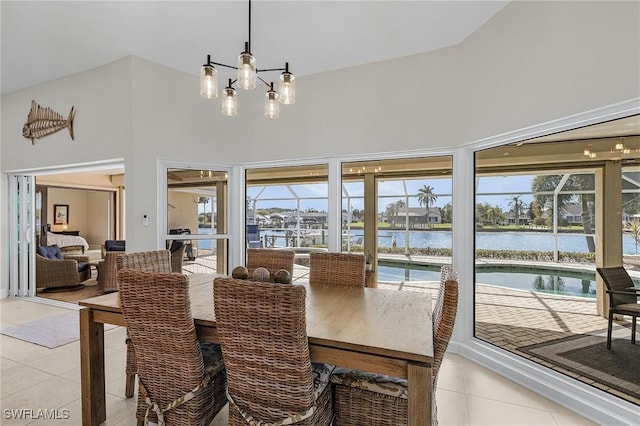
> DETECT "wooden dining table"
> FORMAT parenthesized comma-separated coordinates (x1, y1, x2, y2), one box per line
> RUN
(79, 273, 434, 425)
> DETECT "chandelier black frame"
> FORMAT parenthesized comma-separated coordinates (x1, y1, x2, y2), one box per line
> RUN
(199, 0, 295, 119)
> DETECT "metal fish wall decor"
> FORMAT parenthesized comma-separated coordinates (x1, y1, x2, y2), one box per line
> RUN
(22, 100, 75, 145)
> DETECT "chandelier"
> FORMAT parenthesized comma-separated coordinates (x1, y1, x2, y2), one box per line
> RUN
(199, 0, 295, 119)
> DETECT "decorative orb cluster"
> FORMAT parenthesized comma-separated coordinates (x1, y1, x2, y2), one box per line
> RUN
(229, 265, 292, 284)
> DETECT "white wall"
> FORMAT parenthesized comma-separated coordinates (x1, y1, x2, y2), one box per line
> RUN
(243, 0, 640, 161)
(167, 192, 199, 234)
(1, 58, 133, 169)
(45, 188, 112, 248)
(85, 191, 112, 248)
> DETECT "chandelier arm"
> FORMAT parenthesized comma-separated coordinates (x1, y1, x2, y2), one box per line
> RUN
(256, 75, 272, 87)
(257, 67, 287, 72)
(209, 61, 238, 71)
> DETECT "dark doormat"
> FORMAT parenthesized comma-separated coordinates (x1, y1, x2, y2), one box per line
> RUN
(519, 329, 640, 401)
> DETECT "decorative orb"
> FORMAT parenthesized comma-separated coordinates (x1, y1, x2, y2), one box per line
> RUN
(252, 267, 270, 282)
(232, 265, 249, 279)
(274, 269, 292, 284)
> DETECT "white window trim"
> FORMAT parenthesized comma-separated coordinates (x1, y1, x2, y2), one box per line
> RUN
(450, 97, 640, 425)
(158, 160, 235, 263)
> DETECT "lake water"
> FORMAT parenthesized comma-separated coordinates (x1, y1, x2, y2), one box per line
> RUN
(256, 228, 640, 255)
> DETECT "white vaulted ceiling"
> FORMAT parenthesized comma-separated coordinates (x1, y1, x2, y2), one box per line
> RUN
(0, 0, 508, 95)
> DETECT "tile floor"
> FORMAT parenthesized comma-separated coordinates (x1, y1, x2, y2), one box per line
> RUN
(0, 298, 596, 426)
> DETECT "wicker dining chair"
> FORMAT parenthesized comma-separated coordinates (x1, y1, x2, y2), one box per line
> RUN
(309, 252, 366, 287)
(117, 249, 172, 273)
(118, 269, 227, 426)
(117, 250, 172, 398)
(246, 248, 295, 280)
(170, 241, 187, 273)
(330, 274, 459, 426)
(96, 251, 124, 293)
(213, 277, 334, 425)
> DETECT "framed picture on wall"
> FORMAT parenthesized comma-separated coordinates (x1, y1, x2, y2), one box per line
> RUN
(54, 204, 69, 224)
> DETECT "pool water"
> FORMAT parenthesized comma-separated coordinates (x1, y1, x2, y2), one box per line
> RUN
(376, 261, 638, 299)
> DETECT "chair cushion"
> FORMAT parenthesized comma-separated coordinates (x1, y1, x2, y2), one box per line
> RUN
(77, 262, 90, 273)
(105, 240, 125, 251)
(200, 342, 225, 376)
(312, 362, 334, 400)
(38, 245, 64, 260)
(330, 367, 408, 399)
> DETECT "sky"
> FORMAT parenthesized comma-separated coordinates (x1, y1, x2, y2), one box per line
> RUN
(242, 175, 539, 213)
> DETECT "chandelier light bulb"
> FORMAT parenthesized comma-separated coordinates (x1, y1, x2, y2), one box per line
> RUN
(279, 62, 296, 104)
(200, 57, 218, 99)
(265, 82, 280, 119)
(222, 80, 237, 116)
(238, 43, 257, 90)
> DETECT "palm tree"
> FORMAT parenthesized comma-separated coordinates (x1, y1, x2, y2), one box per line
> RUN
(394, 200, 406, 229)
(441, 202, 453, 224)
(385, 201, 404, 228)
(417, 185, 437, 228)
(489, 205, 506, 226)
(507, 195, 524, 227)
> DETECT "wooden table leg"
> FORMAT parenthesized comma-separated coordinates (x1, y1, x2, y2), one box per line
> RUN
(408, 362, 432, 426)
(80, 308, 106, 425)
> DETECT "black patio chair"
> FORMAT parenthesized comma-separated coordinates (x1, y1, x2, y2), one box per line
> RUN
(596, 266, 640, 349)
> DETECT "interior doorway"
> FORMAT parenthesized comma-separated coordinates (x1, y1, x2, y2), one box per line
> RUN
(7, 162, 125, 305)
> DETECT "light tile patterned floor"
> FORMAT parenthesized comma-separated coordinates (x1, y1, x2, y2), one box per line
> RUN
(0, 297, 597, 425)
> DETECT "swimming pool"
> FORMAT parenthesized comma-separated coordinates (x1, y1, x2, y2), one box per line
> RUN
(377, 261, 639, 298)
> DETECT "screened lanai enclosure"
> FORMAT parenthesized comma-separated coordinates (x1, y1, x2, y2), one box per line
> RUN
(474, 119, 640, 406)
(245, 157, 453, 286)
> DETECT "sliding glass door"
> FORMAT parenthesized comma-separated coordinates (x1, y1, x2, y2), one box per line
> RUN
(8, 175, 36, 297)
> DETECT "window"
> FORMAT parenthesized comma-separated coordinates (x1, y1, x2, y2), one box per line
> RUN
(166, 167, 229, 275)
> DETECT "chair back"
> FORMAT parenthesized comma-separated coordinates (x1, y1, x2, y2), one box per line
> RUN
(432, 278, 459, 386)
(440, 265, 458, 284)
(214, 277, 314, 421)
(246, 248, 295, 279)
(117, 250, 171, 273)
(97, 251, 124, 293)
(170, 243, 186, 273)
(309, 252, 365, 287)
(117, 270, 208, 422)
(596, 266, 637, 306)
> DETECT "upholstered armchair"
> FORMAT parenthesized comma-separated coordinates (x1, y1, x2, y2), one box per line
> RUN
(36, 245, 90, 290)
